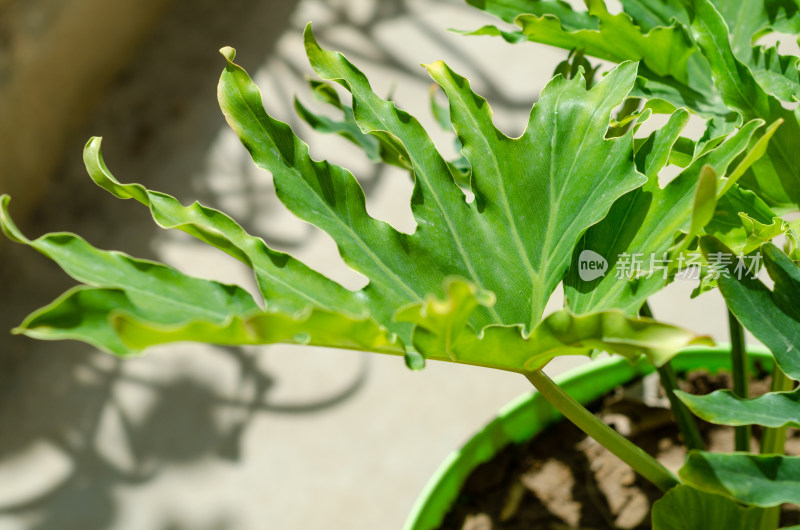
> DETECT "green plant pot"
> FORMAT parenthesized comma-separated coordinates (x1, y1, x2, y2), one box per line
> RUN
(403, 345, 774, 530)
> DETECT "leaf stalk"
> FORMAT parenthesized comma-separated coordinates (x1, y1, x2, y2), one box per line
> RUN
(757, 363, 794, 530)
(525, 369, 680, 493)
(641, 302, 704, 451)
(728, 310, 751, 452)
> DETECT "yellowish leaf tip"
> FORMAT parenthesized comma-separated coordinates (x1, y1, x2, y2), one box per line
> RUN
(424, 60, 445, 73)
(219, 46, 236, 62)
(0, 195, 31, 245)
(303, 23, 319, 50)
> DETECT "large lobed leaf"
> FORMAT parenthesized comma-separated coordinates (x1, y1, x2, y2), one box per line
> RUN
(0, 195, 400, 356)
(82, 137, 365, 318)
(1, 27, 710, 371)
(219, 27, 648, 337)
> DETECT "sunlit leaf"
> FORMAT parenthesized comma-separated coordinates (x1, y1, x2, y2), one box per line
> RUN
(705, 184, 785, 254)
(2, 25, 705, 371)
(564, 115, 763, 315)
(112, 303, 403, 355)
(464, 0, 695, 81)
(462, 0, 597, 31)
(0, 196, 260, 354)
(681, 0, 800, 207)
(83, 138, 365, 318)
(219, 28, 646, 339)
(395, 279, 712, 371)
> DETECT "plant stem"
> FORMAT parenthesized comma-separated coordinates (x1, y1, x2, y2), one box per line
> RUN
(757, 363, 794, 530)
(655, 363, 705, 450)
(728, 310, 750, 452)
(525, 369, 680, 492)
(761, 362, 794, 455)
(757, 509, 780, 530)
(640, 302, 704, 450)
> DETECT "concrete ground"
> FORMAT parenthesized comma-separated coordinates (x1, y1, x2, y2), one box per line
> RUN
(0, 1, 737, 529)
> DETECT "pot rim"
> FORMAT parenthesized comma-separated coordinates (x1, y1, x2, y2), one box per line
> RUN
(403, 343, 774, 530)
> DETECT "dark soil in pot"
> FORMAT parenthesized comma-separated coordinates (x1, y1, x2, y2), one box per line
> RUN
(439, 371, 800, 530)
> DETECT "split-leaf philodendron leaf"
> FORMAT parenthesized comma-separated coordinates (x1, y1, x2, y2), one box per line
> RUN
(564, 112, 769, 315)
(464, 0, 696, 81)
(0, 26, 712, 371)
(465, 0, 800, 208)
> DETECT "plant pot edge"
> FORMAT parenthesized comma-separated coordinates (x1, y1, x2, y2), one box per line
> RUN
(402, 344, 774, 530)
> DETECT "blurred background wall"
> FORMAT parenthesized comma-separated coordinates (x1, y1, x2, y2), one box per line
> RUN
(0, 0, 173, 230)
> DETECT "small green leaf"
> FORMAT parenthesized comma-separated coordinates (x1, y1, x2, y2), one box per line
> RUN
(294, 94, 383, 163)
(651, 485, 765, 530)
(676, 387, 800, 428)
(294, 79, 413, 169)
(552, 48, 601, 89)
(701, 237, 800, 380)
(751, 45, 800, 102)
(705, 182, 784, 254)
(680, 451, 800, 507)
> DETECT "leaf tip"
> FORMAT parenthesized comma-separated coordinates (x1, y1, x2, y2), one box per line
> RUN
(85, 136, 103, 150)
(0, 195, 30, 245)
(404, 350, 426, 371)
(303, 23, 320, 52)
(423, 60, 445, 73)
(219, 46, 236, 63)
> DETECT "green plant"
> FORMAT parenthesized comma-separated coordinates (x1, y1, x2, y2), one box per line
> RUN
(4, 0, 800, 527)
